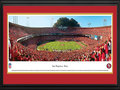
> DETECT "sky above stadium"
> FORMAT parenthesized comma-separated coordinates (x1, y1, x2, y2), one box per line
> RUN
(8, 15, 112, 27)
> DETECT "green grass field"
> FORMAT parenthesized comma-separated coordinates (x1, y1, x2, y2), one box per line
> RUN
(37, 41, 86, 51)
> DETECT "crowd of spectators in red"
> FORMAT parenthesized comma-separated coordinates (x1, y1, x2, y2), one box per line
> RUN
(9, 24, 112, 61)
(9, 36, 111, 61)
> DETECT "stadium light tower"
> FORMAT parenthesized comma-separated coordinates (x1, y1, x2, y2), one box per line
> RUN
(51, 17, 54, 27)
(103, 19, 107, 26)
(88, 23, 91, 27)
(26, 16, 30, 27)
(13, 16, 18, 24)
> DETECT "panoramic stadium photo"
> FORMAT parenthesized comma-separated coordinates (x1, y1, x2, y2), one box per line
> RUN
(8, 14, 112, 62)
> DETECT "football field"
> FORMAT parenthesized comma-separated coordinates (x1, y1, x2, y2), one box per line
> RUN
(37, 41, 86, 51)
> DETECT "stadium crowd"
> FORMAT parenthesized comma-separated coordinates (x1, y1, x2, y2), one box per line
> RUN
(9, 36, 112, 61)
(9, 23, 112, 61)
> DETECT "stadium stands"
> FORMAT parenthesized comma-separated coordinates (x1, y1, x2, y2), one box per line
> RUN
(9, 22, 111, 61)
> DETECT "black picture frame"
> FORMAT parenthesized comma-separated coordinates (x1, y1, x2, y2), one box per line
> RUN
(0, 0, 120, 89)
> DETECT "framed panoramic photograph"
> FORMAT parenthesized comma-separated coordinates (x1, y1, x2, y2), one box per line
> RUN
(0, 0, 120, 90)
